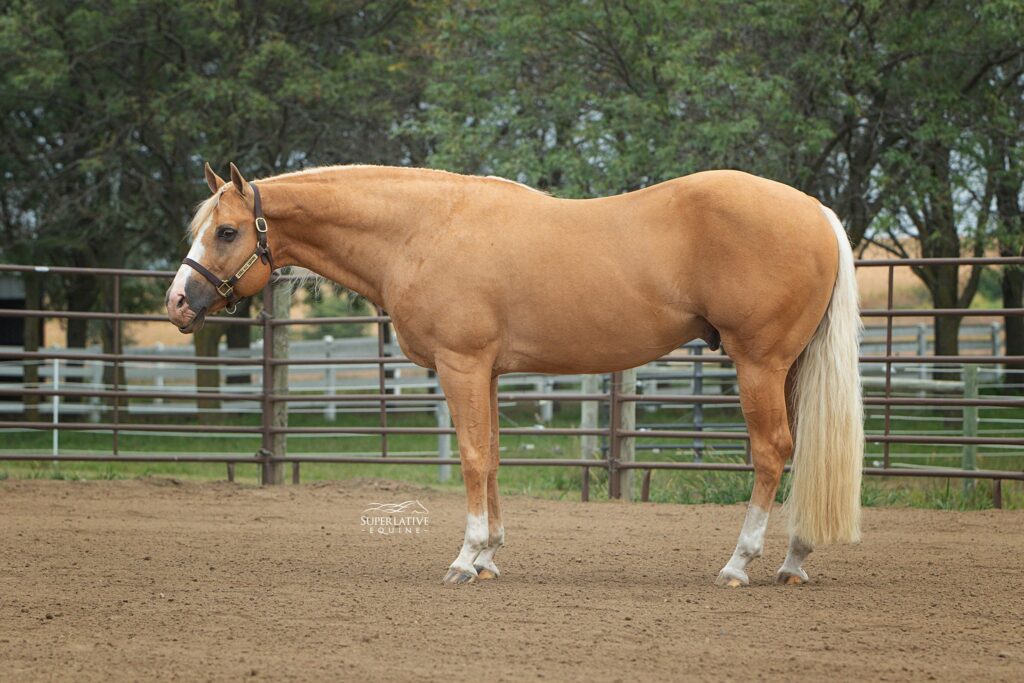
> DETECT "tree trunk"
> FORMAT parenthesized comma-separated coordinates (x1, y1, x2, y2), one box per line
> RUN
(926, 263, 962, 381)
(65, 273, 100, 348)
(225, 299, 252, 386)
(1002, 265, 1024, 389)
(993, 138, 1023, 389)
(194, 325, 222, 422)
(65, 274, 101, 409)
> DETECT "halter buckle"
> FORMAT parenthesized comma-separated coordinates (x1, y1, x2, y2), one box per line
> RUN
(217, 281, 234, 298)
(255, 216, 268, 233)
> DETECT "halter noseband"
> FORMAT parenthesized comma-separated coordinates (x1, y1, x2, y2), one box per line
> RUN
(182, 181, 275, 314)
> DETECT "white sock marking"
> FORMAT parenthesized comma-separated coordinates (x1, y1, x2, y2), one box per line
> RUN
(778, 534, 813, 581)
(718, 505, 769, 585)
(449, 513, 489, 575)
(473, 526, 505, 574)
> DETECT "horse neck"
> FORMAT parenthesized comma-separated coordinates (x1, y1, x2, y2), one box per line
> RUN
(262, 167, 458, 308)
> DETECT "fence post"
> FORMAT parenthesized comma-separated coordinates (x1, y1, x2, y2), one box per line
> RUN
(539, 377, 554, 423)
(51, 358, 59, 459)
(323, 334, 336, 422)
(580, 374, 600, 460)
(962, 364, 978, 495)
(917, 324, 927, 397)
(89, 360, 102, 422)
(579, 374, 601, 501)
(112, 273, 121, 455)
(437, 399, 452, 482)
(608, 372, 622, 499)
(260, 276, 289, 485)
(693, 345, 704, 462)
(375, 306, 389, 458)
(618, 368, 637, 501)
(991, 322, 1002, 383)
(154, 342, 165, 405)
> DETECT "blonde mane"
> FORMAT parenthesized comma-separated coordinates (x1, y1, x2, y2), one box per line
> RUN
(187, 185, 230, 239)
(187, 164, 549, 240)
(256, 164, 550, 195)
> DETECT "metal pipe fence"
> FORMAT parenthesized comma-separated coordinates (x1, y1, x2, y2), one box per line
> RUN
(1, 259, 1023, 507)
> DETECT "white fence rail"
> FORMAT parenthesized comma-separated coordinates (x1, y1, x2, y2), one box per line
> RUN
(0, 322, 1012, 421)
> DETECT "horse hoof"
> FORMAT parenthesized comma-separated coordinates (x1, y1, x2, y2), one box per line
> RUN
(442, 568, 477, 586)
(776, 571, 807, 586)
(475, 568, 497, 580)
(715, 569, 749, 588)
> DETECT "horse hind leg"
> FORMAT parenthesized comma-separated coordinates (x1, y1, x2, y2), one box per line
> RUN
(776, 364, 812, 585)
(716, 364, 793, 587)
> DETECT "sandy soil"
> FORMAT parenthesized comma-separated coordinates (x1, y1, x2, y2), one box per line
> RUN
(0, 478, 1021, 682)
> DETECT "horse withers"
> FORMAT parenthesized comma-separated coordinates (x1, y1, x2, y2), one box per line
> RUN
(166, 162, 863, 587)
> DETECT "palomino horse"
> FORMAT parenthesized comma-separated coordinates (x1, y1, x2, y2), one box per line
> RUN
(167, 163, 864, 587)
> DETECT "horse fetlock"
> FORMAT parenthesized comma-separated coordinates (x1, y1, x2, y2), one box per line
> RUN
(737, 548, 761, 562)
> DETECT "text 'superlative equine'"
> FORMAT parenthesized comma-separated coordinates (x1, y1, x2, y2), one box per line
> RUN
(166, 163, 864, 587)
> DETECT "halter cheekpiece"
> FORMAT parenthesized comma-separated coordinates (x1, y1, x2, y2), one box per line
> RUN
(182, 181, 275, 314)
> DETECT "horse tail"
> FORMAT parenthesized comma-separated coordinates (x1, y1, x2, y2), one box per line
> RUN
(784, 204, 864, 546)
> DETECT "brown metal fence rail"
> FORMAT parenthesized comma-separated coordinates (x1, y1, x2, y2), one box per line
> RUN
(1, 259, 1023, 506)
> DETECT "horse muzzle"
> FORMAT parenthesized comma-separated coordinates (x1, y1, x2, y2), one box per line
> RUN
(166, 272, 209, 334)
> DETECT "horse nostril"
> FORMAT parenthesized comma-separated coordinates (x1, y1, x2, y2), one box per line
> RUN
(175, 293, 188, 311)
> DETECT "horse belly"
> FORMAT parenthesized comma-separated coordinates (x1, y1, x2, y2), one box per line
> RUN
(498, 296, 705, 374)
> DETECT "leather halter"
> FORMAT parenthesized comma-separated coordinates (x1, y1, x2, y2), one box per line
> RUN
(182, 181, 274, 314)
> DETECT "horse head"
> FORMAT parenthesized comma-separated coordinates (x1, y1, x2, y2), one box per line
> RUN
(166, 162, 274, 333)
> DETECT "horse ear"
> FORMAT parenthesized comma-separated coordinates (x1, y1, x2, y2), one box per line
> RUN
(229, 162, 249, 197)
(204, 162, 226, 193)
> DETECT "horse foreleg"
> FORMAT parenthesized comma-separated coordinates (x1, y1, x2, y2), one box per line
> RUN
(716, 366, 792, 587)
(438, 355, 494, 586)
(473, 376, 504, 580)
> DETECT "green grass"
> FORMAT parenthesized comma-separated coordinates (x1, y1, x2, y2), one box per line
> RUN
(2, 400, 1021, 509)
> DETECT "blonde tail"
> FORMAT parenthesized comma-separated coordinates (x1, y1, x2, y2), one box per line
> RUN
(785, 205, 864, 546)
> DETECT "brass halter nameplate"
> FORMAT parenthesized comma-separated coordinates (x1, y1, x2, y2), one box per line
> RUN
(234, 252, 260, 281)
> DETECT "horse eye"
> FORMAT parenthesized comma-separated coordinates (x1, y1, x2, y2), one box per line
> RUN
(216, 225, 237, 242)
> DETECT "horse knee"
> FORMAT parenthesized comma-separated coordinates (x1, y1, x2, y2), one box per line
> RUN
(461, 448, 490, 480)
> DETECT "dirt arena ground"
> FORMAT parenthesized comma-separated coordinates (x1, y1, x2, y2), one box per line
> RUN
(0, 479, 1021, 682)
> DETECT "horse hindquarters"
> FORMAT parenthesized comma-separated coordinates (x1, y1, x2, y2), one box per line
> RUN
(717, 204, 863, 587)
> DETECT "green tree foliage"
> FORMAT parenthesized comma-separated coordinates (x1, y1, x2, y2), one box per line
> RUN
(0, 0, 431, 319)
(1, 0, 1022, 362)
(413, 0, 1022, 357)
(0, 0, 434, 398)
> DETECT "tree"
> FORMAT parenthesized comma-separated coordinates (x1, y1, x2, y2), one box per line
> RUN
(414, 1, 1022, 364)
(0, 0, 437, 399)
(859, 2, 1022, 363)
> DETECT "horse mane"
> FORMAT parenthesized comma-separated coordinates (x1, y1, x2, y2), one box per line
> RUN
(187, 164, 549, 240)
(188, 186, 229, 239)
(267, 164, 550, 196)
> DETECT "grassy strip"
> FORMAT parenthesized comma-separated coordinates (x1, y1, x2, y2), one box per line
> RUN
(2, 403, 1021, 509)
